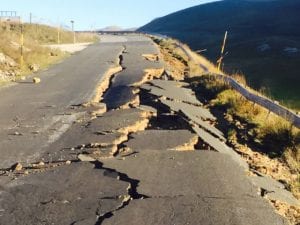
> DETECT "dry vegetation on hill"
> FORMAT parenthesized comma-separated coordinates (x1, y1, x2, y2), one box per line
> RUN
(0, 22, 98, 83)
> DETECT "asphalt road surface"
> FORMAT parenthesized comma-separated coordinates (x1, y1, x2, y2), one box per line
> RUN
(0, 34, 291, 225)
(0, 36, 126, 168)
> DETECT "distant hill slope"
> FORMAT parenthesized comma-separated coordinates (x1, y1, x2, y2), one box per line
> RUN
(98, 26, 123, 31)
(139, 0, 300, 109)
(98, 26, 137, 32)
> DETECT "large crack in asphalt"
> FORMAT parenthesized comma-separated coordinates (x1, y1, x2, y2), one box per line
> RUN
(93, 161, 149, 225)
(93, 157, 259, 225)
(101, 46, 127, 99)
(0, 158, 146, 225)
(89, 46, 127, 105)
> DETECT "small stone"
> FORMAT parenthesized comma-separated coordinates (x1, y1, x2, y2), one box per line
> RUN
(78, 154, 96, 162)
(81, 103, 89, 107)
(65, 160, 71, 165)
(24, 170, 29, 175)
(13, 131, 22, 136)
(12, 162, 22, 171)
(20, 76, 26, 80)
(33, 77, 41, 84)
(38, 161, 45, 166)
(235, 121, 241, 126)
(29, 64, 40, 72)
(50, 52, 58, 57)
(0, 53, 6, 63)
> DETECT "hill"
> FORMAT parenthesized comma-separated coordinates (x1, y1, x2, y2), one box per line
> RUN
(139, 0, 300, 109)
(98, 26, 123, 31)
(97, 26, 137, 32)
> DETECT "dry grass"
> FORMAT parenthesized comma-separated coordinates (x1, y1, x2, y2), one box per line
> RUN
(231, 73, 248, 86)
(198, 75, 300, 199)
(0, 22, 99, 81)
(154, 37, 220, 78)
(182, 44, 220, 76)
(0, 22, 64, 78)
(152, 38, 186, 80)
(23, 23, 99, 44)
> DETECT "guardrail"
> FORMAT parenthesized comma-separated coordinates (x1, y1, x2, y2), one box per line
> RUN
(175, 42, 300, 128)
(214, 74, 300, 128)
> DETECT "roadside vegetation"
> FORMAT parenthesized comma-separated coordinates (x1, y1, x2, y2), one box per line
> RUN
(193, 75, 299, 172)
(0, 22, 99, 83)
(156, 37, 300, 223)
(23, 23, 99, 44)
(152, 37, 220, 78)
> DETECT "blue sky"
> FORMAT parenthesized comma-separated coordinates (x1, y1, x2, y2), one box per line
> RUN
(1, 0, 218, 30)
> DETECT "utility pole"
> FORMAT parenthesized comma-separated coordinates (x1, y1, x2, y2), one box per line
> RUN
(57, 25, 60, 44)
(20, 19, 24, 68)
(70, 20, 75, 44)
(217, 31, 228, 71)
(29, 13, 32, 24)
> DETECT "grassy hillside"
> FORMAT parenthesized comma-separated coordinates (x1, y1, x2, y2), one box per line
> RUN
(0, 22, 98, 82)
(23, 23, 99, 44)
(139, 0, 300, 109)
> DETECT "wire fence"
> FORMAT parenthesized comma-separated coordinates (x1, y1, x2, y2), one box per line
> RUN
(0, 11, 72, 31)
(0, 11, 21, 23)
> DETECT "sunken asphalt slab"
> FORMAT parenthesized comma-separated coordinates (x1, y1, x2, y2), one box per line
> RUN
(124, 129, 197, 151)
(103, 36, 164, 109)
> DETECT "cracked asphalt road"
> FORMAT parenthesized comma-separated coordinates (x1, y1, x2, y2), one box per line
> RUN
(0, 38, 124, 168)
(0, 34, 291, 225)
(101, 151, 287, 225)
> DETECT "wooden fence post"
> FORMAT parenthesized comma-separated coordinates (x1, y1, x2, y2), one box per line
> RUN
(20, 20, 24, 68)
(217, 31, 228, 71)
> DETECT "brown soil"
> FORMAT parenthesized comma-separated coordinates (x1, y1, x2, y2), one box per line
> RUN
(158, 46, 186, 80)
(90, 65, 123, 104)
